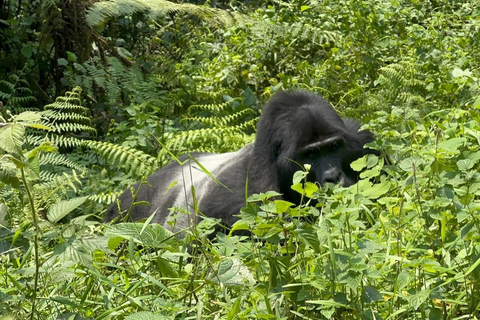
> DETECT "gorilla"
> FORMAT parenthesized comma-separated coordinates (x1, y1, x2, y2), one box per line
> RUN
(105, 90, 379, 232)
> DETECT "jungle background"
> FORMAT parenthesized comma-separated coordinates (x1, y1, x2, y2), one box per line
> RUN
(1, 0, 480, 319)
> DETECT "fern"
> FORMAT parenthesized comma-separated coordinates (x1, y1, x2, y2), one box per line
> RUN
(0, 72, 37, 113)
(29, 135, 83, 149)
(375, 61, 425, 106)
(32, 170, 85, 217)
(42, 87, 96, 136)
(66, 57, 151, 104)
(187, 100, 237, 114)
(89, 191, 123, 204)
(156, 97, 258, 164)
(34, 87, 156, 181)
(184, 108, 256, 127)
(84, 140, 157, 176)
(86, 0, 248, 27)
(39, 153, 85, 172)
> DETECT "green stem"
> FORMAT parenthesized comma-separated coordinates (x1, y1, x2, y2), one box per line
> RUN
(21, 167, 40, 320)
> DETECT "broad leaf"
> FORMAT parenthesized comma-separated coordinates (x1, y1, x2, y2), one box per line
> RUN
(47, 197, 88, 223)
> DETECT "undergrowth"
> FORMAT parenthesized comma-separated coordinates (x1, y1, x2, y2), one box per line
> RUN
(1, 92, 480, 319)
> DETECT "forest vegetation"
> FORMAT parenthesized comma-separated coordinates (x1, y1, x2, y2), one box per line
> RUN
(0, 0, 480, 319)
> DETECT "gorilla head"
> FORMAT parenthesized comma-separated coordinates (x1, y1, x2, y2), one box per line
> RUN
(105, 90, 380, 232)
(252, 91, 376, 205)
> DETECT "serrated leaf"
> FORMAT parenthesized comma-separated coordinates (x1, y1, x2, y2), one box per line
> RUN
(21, 45, 32, 58)
(0, 123, 25, 155)
(353, 179, 391, 199)
(47, 196, 88, 223)
(105, 222, 174, 247)
(362, 286, 382, 303)
(452, 67, 472, 78)
(408, 289, 430, 309)
(14, 111, 42, 122)
(296, 224, 320, 252)
(275, 200, 294, 213)
(437, 137, 466, 152)
(351, 154, 378, 171)
(457, 159, 474, 170)
(207, 258, 255, 287)
(398, 157, 423, 172)
(53, 235, 109, 267)
(397, 270, 411, 290)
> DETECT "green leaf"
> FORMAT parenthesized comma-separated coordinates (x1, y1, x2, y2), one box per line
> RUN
(352, 179, 391, 199)
(21, 45, 32, 58)
(293, 170, 308, 184)
(275, 200, 294, 213)
(362, 286, 382, 303)
(408, 289, 430, 309)
(398, 157, 423, 172)
(105, 222, 175, 247)
(207, 258, 255, 287)
(0, 123, 25, 155)
(53, 235, 109, 267)
(156, 257, 178, 277)
(47, 197, 88, 223)
(351, 154, 378, 171)
(66, 51, 77, 62)
(14, 111, 42, 122)
(304, 182, 318, 197)
(457, 159, 474, 170)
(242, 87, 256, 107)
(452, 67, 472, 78)
(396, 270, 411, 290)
(473, 96, 480, 109)
(437, 137, 466, 152)
(296, 224, 320, 252)
(227, 296, 242, 320)
(57, 58, 68, 66)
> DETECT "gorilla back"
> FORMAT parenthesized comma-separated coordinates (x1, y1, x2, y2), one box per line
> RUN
(104, 90, 379, 232)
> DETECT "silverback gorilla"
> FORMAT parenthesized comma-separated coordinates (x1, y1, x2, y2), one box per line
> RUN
(105, 90, 379, 232)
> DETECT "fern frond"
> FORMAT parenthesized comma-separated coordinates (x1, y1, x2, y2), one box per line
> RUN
(0, 73, 37, 112)
(42, 110, 91, 124)
(184, 109, 257, 127)
(188, 100, 237, 114)
(235, 118, 258, 131)
(34, 171, 84, 212)
(89, 191, 123, 204)
(50, 123, 97, 134)
(83, 140, 157, 176)
(86, 0, 247, 27)
(41, 87, 97, 136)
(39, 153, 85, 172)
(163, 127, 245, 152)
(375, 61, 425, 106)
(30, 135, 83, 148)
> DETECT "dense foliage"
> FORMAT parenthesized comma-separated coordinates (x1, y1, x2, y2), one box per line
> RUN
(1, 0, 480, 319)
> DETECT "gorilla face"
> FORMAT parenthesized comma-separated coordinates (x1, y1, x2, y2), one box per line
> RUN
(296, 136, 358, 187)
(296, 136, 360, 187)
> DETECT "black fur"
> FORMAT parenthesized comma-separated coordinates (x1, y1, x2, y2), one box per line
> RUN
(105, 91, 378, 232)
